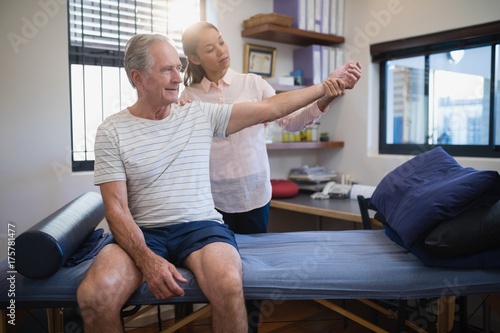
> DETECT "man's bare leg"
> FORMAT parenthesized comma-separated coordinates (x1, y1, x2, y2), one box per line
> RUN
(185, 242, 247, 333)
(77, 244, 143, 333)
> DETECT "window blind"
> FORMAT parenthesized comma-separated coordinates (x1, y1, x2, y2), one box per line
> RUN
(68, 0, 200, 56)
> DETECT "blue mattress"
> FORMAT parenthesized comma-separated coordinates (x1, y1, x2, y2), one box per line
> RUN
(2, 230, 500, 309)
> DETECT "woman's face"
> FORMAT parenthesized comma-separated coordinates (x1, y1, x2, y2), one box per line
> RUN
(191, 28, 230, 73)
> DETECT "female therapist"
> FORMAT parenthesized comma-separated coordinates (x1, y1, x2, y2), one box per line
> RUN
(180, 21, 362, 235)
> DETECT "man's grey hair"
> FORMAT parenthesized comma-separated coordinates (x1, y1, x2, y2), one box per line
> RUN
(124, 34, 172, 88)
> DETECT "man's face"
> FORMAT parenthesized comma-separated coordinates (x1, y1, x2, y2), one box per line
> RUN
(141, 41, 183, 106)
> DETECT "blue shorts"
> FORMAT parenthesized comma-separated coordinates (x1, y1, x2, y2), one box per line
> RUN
(140, 221, 238, 267)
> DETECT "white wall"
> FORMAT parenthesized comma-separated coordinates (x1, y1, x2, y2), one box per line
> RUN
(0, 0, 97, 260)
(1, 0, 500, 259)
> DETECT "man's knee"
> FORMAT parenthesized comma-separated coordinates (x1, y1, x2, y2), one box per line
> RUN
(218, 268, 244, 297)
(77, 265, 136, 312)
(77, 275, 115, 310)
(77, 277, 102, 324)
(78, 244, 141, 309)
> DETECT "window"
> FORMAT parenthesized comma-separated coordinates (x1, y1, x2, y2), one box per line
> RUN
(68, 0, 204, 171)
(371, 21, 500, 158)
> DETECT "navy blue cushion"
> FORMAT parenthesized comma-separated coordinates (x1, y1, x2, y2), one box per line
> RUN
(423, 200, 500, 258)
(383, 223, 500, 268)
(370, 147, 500, 250)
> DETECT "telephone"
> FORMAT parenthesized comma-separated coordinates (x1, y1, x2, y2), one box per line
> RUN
(322, 181, 352, 199)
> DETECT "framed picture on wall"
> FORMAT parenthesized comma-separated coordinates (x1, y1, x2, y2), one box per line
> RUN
(243, 43, 276, 77)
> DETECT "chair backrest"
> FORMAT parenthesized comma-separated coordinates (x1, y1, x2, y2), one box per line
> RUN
(357, 195, 374, 230)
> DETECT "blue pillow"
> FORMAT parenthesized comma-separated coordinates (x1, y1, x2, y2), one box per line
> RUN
(384, 223, 500, 268)
(370, 147, 500, 250)
(424, 200, 500, 258)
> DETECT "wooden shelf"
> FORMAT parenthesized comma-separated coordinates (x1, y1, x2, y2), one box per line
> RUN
(241, 24, 345, 46)
(266, 141, 344, 150)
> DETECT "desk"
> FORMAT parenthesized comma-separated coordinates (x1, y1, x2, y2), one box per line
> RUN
(270, 193, 380, 228)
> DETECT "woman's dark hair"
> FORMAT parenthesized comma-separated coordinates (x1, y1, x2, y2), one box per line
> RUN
(182, 21, 220, 86)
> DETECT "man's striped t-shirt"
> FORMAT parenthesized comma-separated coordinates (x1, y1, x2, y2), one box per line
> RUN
(94, 101, 232, 228)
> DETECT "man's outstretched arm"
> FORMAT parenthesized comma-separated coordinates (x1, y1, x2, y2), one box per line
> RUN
(227, 78, 345, 136)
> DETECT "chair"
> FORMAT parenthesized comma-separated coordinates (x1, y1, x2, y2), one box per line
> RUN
(356, 195, 376, 230)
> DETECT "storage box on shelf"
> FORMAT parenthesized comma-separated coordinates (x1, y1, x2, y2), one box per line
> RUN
(243, 13, 293, 29)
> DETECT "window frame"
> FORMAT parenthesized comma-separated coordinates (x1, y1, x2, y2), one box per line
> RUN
(371, 20, 500, 158)
(68, 0, 205, 172)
